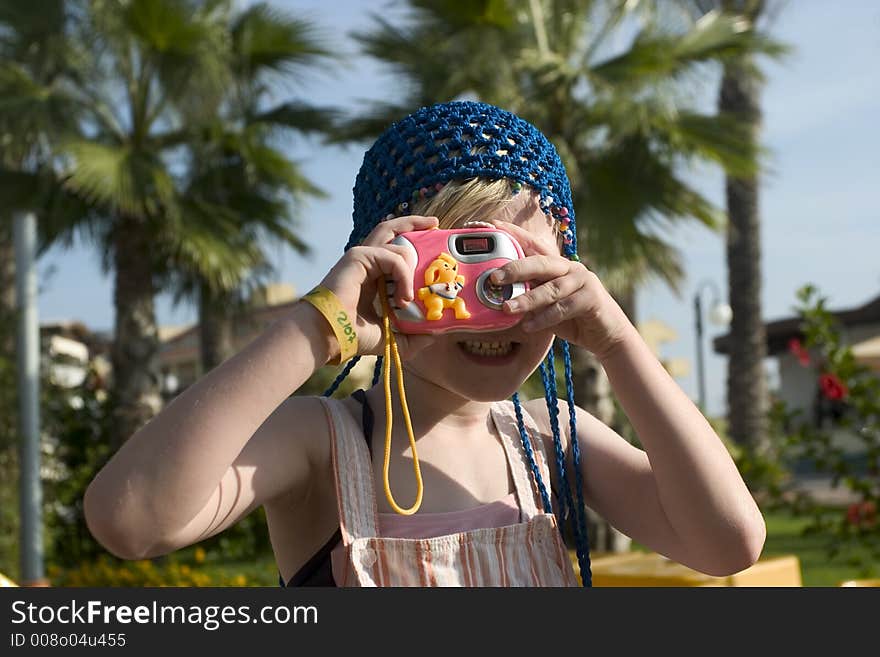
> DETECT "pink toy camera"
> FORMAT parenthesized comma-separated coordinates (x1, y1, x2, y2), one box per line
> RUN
(381, 225, 529, 335)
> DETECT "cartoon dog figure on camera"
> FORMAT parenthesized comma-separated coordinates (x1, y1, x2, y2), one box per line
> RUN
(418, 253, 472, 321)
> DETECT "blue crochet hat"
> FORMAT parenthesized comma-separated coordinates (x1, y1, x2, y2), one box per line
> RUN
(348, 101, 578, 259)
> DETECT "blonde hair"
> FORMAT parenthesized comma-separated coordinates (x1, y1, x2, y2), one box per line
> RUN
(410, 177, 561, 245)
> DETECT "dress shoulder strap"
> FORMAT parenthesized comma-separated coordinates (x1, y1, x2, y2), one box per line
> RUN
(317, 396, 380, 543)
(490, 400, 553, 519)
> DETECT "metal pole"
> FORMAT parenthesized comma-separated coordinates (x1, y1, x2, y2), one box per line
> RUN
(694, 292, 706, 412)
(14, 210, 45, 586)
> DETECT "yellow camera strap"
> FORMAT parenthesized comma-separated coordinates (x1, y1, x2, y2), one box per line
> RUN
(378, 279, 423, 515)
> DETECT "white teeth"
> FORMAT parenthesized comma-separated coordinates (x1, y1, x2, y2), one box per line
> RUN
(461, 340, 514, 357)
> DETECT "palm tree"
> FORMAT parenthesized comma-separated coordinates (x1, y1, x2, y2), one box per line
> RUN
(46, 0, 240, 447)
(2, 1, 340, 445)
(344, 0, 782, 551)
(0, 0, 85, 351)
(174, 3, 336, 374)
(2, 0, 275, 446)
(719, 1, 769, 454)
(688, 0, 782, 455)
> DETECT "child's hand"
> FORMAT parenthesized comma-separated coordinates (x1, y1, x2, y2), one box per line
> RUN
(489, 219, 634, 360)
(317, 216, 439, 360)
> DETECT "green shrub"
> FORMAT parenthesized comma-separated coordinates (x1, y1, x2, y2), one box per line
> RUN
(47, 550, 257, 587)
(758, 284, 880, 574)
(0, 310, 19, 579)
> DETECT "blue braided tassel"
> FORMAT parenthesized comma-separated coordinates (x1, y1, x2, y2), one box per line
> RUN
(322, 356, 361, 397)
(511, 393, 553, 514)
(371, 356, 383, 387)
(561, 340, 593, 586)
(538, 363, 568, 526)
(546, 342, 591, 587)
(543, 346, 576, 526)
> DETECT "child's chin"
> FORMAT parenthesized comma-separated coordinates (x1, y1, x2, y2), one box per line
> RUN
(447, 375, 527, 403)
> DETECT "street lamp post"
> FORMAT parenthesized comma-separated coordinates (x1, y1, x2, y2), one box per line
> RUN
(14, 210, 45, 586)
(693, 279, 732, 413)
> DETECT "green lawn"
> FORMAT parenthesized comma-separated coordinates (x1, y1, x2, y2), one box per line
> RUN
(761, 510, 875, 587)
(608, 509, 875, 587)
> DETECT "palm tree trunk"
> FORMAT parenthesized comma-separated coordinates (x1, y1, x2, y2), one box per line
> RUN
(719, 56, 770, 455)
(110, 217, 161, 448)
(198, 281, 236, 373)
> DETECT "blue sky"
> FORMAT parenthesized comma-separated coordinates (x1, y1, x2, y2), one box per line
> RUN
(35, 1, 880, 417)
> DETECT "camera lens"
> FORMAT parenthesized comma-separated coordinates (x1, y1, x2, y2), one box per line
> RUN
(476, 269, 512, 309)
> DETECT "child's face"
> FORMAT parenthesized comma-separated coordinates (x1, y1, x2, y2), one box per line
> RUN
(403, 191, 561, 402)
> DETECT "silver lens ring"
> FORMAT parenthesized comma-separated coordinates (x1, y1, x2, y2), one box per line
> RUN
(476, 269, 526, 309)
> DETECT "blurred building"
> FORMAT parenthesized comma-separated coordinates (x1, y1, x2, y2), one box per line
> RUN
(40, 290, 688, 402)
(713, 292, 880, 419)
(713, 291, 880, 489)
(39, 321, 111, 390)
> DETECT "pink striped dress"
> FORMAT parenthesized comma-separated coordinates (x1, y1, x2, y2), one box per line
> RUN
(319, 397, 578, 587)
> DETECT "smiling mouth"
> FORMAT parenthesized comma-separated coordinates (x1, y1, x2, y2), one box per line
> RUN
(458, 340, 519, 357)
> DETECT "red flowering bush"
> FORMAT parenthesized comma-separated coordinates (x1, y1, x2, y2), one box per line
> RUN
(765, 285, 880, 574)
(819, 373, 848, 401)
(846, 501, 877, 529)
(788, 338, 811, 367)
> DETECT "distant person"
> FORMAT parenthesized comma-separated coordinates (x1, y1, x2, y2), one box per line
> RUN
(84, 101, 765, 586)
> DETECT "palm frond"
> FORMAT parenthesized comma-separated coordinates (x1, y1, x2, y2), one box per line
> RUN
(598, 232, 686, 297)
(590, 10, 786, 87)
(0, 0, 68, 62)
(410, 0, 515, 29)
(588, 96, 761, 177)
(231, 2, 334, 78)
(122, 0, 216, 56)
(576, 133, 722, 290)
(157, 198, 267, 293)
(655, 110, 761, 176)
(60, 140, 178, 219)
(111, 0, 231, 129)
(249, 100, 339, 136)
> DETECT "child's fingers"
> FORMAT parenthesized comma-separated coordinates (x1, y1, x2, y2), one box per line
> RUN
(362, 215, 439, 247)
(383, 243, 417, 305)
(490, 254, 569, 286)
(502, 274, 584, 316)
(346, 245, 413, 307)
(489, 219, 557, 256)
(521, 287, 592, 333)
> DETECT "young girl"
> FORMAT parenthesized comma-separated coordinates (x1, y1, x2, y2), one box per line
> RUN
(84, 101, 766, 587)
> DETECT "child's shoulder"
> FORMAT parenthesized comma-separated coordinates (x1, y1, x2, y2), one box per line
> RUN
(262, 394, 336, 470)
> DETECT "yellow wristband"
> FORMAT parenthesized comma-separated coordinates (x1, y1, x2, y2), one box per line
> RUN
(302, 286, 358, 365)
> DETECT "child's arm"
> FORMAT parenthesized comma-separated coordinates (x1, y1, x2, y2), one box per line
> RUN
(83, 306, 336, 559)
(84, 215, 438, 560)
(585, 323, 766, 575)
(495, 219, 765, 576)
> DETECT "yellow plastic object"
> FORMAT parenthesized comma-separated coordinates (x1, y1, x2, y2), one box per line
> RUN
(418, 253, 471, 321)
(302, 286, 358, 365)
(839, 578, 880, 587)
(0, 571, 18, 587)
(575, 551, 802, 587)
(725, 555, 802, 587)
(379, 280, 423, 515)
